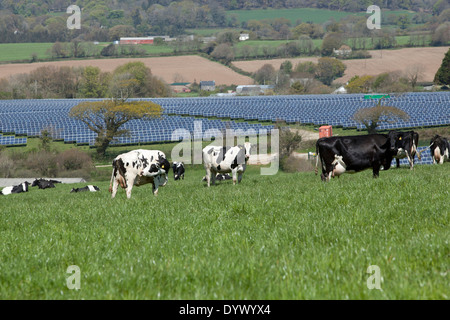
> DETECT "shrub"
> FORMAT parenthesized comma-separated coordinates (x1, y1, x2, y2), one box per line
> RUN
(56, 148, 93, 172)
(281, 154, 315, 173)
(0, 153, 15, 178)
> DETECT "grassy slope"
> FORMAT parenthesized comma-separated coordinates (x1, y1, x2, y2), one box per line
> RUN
(0, 163, 448, 299)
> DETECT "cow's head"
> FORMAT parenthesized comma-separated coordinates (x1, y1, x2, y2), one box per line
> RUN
(387, 131, 402, 154)
(157, 155, 171, 174)
(243, 142, 253, 162)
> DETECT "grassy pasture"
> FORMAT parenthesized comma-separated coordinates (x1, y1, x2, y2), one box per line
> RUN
(0, 163, 448, 299)
(226, 8, 420, 25)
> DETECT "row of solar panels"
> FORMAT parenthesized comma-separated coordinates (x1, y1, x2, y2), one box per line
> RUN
(0, 113, 273, 146)
(0, 93, 448, 148)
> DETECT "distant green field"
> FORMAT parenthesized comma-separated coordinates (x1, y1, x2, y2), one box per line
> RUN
(0, 160, 448, 299)
(0, 43, 173, 63)
(227, 8, 422, 25)
(0, 43, 54, 62)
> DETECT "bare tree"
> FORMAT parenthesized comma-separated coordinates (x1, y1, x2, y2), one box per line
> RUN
(353, 98, 410, 134)
(405, 64, 425, 90)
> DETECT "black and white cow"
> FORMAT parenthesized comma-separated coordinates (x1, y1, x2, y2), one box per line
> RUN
(172, 162, 185, 181)
(389, 130, 420, 169)
(71, 185, 100, 193)
(430, 135, 450, 164)
(202, 142, 252, 187)
(1, 181, 31, 195)
(315, 133, 396, 181)
(31, 179, 60, 189)
(109, 149, 170, 198)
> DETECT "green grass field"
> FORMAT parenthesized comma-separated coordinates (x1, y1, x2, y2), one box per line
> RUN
(0, 161, 448, 299)
(0, 43, 54, 62)
(226, 8, 420, 25)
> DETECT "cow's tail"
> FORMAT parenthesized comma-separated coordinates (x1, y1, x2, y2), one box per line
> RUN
(315, 142, 320, 175)
(109, 160, 116, 193)
(417, 143, 433, 160)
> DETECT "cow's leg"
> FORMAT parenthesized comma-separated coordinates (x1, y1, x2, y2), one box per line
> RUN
(211, 170, 217, 186)
(125, 175, 135, 199)
(396, 158, 400, 168)
(238, 172, 243, 183)
(232, 169, 238, 185)
(205, 168, 211, 187)
(111, 178, 119, 198)
(373, 164, 381, 178)
(406, 152, 414, 170)
(152, 182, 159, 196)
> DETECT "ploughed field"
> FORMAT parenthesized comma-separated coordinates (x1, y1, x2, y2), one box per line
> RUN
(0, 164, 448, 299)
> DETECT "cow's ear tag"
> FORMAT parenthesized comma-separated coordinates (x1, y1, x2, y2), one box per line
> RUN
(399, 137, 402, 140)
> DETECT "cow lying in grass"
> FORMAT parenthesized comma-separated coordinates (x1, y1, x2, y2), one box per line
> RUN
(71, 185, 100, 193)
(31, 179, 61, 189)
(1, 182, 31, 195)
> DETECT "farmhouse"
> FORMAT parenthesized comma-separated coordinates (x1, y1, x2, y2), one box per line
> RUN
(333, 45, 352, 57)
(239, 33, 250, 41)
(200, 81, 216, 91)
(236, 85, 274, 95)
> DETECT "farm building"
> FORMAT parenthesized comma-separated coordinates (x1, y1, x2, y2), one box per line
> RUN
(170, 82, 191, 93)
(333, 45, 352, 57)
(236, 85, 274, 95)
(120, 37, 154, 45)
(200, 81, 216, 91)
(239, 33, 250, 41)
(119, 36, 170, 45)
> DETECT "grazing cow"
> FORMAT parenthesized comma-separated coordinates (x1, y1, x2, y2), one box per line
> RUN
(203, 142, 252, 187)
(71, 185, 100, 193)
(172, 162, 185, 180)
(315, 133, 396, 181)
(109, 149, 170, 198)
(430, 135, 450, 164)
(389, 130, 420, 169)
(1, 182, 31, 195)
(31, 178, 58, 189)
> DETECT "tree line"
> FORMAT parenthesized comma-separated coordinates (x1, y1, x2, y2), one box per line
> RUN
(0, 0, 449, 43)
(0, 61, 172, 99)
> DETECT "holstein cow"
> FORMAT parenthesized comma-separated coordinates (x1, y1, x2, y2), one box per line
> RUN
(1, 181, 31, 195)
(389, 130, 420, 169)
(172, 162, 185, 181)
(31, 179, 60, 189)
(71, 185, 100, 193)
(430, 135, 450, 164)
(202, 142, 252, 187)
(109, 149, 170, 198)
(315, 133, 397, 181)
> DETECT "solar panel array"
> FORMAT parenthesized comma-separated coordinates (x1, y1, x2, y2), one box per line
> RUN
(0, 99, 272, 146)
(0, 93, 448, 156)
(155, 92, 450, 129)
